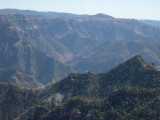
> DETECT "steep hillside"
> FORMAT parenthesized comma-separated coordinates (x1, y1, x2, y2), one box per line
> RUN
(43, 16, 160, 72)
(1, 9, 160, 120)
(1, 11, 160, 74)
(27, 56, 160, 120)
(0, 14, 73, 84)
(101, 55, 160, 88)
(0, 68, 41, 88)
(41, 55, 160, 101)
(141, 20, 160, 27)
(38, 87, 160, 120)
(1, 10, 160, 74)
(71, 40, 160, 72)
(1, 55, 160, 120)
(0, 83, 39, 120)
(31, 14, 160, 72)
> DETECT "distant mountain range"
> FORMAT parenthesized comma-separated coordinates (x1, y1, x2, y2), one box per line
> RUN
(140, 20, 160, 27)
(0, 68, 41, 88)
(0, 9, 160, 86)
(40, 55, 160, 100)
(1, 55, 160, 119)
(0, 9, 88, 18)
(0, 12, 73, 86)
(1, 9, 160, 120)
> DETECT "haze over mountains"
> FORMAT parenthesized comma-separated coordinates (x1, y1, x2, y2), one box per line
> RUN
(0, 9, 160, 77)
(1, 55, 160, 119)
(141, 20, 160, 27)
(0, 10, 74, 86)
(1, 9, 160, 87)
(0, 9, 88, 18)
(0, 9, 160, 119)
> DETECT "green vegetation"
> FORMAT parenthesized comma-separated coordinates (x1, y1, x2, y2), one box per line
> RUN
(25, 55, 160, 120)
(41, 55, 160, 100)
(35, 86, 160, 120)
(0, 68, 40, 88)
(0, 83, 39, 120)
(1, 11, 160, 80)
(1, 55, 160, 120)
(1, 9, 160, 119)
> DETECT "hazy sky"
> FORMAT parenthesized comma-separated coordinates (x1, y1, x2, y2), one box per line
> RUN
(0, 0, 160, 20)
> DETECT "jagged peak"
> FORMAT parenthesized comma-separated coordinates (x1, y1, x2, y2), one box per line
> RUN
(132, 55, 144, 60)
(109, 55, 154, 73)
(126, 55, 149, 67)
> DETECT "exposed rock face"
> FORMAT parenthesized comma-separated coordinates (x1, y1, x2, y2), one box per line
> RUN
(0, 14, 73, 85)
(71, 109, 81, 119)
(0, 68, 41, 88)
(1, 55, 160, 120)
(0, 83, 39, 120)
(1, 10, 160, 78)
